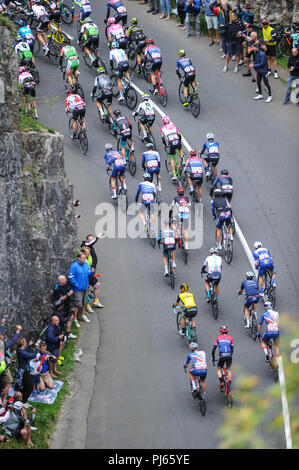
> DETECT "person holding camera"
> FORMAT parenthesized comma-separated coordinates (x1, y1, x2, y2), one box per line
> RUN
(250, 42, 272, 103)
(184, 0, 202, 38)
(45, 315, 65, 378)
(221, 11, 244, 73)
(0, 319, 22, 406)
(16, 337, 40, 404)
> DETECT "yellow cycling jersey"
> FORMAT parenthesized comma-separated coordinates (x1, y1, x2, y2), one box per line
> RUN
(262, 26, 277, 45)
(178, 292, 196, 309)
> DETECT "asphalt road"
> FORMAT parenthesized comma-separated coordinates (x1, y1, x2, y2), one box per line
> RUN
(35, 1, 299, 449)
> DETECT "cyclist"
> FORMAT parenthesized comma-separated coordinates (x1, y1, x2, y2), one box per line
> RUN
(252, 241, 276, 297)
(17, 20, 35, 59)
(171, 186, 191, 251)
(91, 66, 113, 120)
(160, 115, 183, 182)
(238, 271, 260, 329)
(133, 93, 155, 142)
(30, 0, 50, 56)
(183, 149, 203, 201)
(212, 326, 234, 391)
(183, 342, 207, 398)
(141, 142, 161, 191)
(104, 143, 127, 199)
(64, 89, 86, 140)
(113, 110, 134, 159)
(109, 40, 130, 102)
(71, 0, 92, 22)
(59, 39, 80, 87)
(199, 132, 220, 178)
(78, 17, 100, 66)
(44, 0, 61, 23)
(18, 66, 38, 119)
(106, 0, 127, 26)
(173, 283, 198, 338)
(211, 169, 233, 205)
(201, 247, 222, 303)
(144, 39, 162, 94)
(257, 301, 280, 362)
(106, 16, 127, 50)
(176, 49, 197, 108)
(135, 172, 157, 231)
(14, 35, 34, 66)
(126, 18, 147, 75)
(157, 219, 177, 277)
(211, 188, 233, 251)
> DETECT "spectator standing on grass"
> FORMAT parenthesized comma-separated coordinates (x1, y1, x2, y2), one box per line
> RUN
(184, 0, 202, 39)
(250, 42, 272, 103)
(202, 0, 220, 46)
(282, 47, 299, 106)
(211, 1, 232, 58)
(45, 315, 65, 378)
(0, 319, 22, 405)
(176, 0, 186, 28)
(147, 0, 159, 15)
(15, 337, 39, 404)
(222, 11, 244, 73)
(160, 0, 171, 20)
(260, 19, 278, 79)
(68, 251, 93, 326)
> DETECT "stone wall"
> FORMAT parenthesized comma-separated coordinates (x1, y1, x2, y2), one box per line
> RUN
(246, 0, 299, 25)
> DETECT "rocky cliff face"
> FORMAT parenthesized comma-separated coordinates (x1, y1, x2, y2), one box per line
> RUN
(249, 0, 299, 25)
(0, 25, 78, 337)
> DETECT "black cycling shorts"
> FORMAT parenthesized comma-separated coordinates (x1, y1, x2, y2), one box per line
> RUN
(189, 175, 203, 185)
(151, 60, 162, 72)
(72, 107, 85, 121)
(223, 191, 233, 202)
(136, 40, 146, 55)
(184, 306, 198, 318)
(36, 16, 49, 32)
(140, 115, 155, 125)
(217, 355, 232, 369)
(168, 141, 182, 156)
(206, 272, 221, 285)
(85, 35, 99, 50)
(97, 90, 113, 104)
(23, 85, 36, 97)
(116, 61, 129, 78)
(184, 73, 195, 87)
(205, 153, 219, 166)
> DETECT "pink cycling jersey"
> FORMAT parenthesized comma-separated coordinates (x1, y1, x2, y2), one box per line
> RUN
(107, 23, 125, 39)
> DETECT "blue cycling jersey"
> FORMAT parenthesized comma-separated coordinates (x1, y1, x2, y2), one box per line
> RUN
(142, 151, 160, 171)
(252, 247, 273, 269)
(259, 309, 279, 333)
(135, 181, 156, 205)
(104, 150, 126, 168)
(200, 140, 220, 155)
(18, 25, 34, 42)
(212, 175, 233, 192)
(176, 57, 195, 75)
(240, 279, 259, 297)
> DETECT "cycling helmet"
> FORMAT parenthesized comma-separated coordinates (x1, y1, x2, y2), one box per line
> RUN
(107, 17, 116, 25)
(189, 342, 198, 351)
(219, 325, 229, 334)
(206, 132, 214, 140)
(246, 271, 254, 279)
(213, 188, 222, 197)
(162, 115, 170, 124)
(220, 169, 229, 175)
(189, 149, 197, 157)
(84, 17, 93, 23)
(210, 247, 218, 254)
(180, 282, 189, 292)
(178, 49, 185, 57)
(143, 171, 151, 180)
(177, 186, 185, 195)
(111, 40, 119, 48)
(16, 35, 23, 42)
(145, 142, 154, 149)
(114, 109, 121, 117)
(254, 241, 262, 249)
(142, 93, 150, 101)
(264, 301, 272, 310)
(104, 143, 113, 150)
(97, 66, 106, 74)
(12, 401, 24, 411)
(19, 66, 26, 73)
(146, 39, 154, 45)
(261, 19, 269, 25)
(18, 19, 25, 26)
(130, 17, 137, 25)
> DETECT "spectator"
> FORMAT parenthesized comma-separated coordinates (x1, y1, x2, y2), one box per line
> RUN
(260, 19, 278, 79)
(237, 3, 254, 24)
(184, 0, 202, 39)
(147, 0, 159, 14)
(176, 0, 186, 28)
(37, 342, 54, 392)
(282, 47, 299, 106)
(0, 319, 22, 405)
(242, 29, 266, 78)
(45, 315, 65, 378)
(80, 246, 104, 310)
(222, 11, 244, 73)
(0, 391, 23, 424)
(160, 0, 171, 20)
(2, 401, 36, 447)
(68, 251, 93, 326)
(250, 42, 272, 103)
(211, 1, 232, 58)
(80, 232, 104, 274)
(138, 0, 149, 5)
(52, 299, 76, 340)
(202, 0, 220, 46)
(15, 337, 39, 404)
(52, 274, 74, 314)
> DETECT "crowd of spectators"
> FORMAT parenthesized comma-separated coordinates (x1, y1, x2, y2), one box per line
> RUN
(132, 0, 299, 105)
(0, 229, 104, 446)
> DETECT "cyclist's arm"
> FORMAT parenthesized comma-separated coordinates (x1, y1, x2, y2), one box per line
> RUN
(135, 185, 141, 203)
(199, 143, 206, 156)
(211, 344, 217, 361)
(59, 50, 64, 67)
(211, 200, 216, 219)
(106, 1, 111, 21)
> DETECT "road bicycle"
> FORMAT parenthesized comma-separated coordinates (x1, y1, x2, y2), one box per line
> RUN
(175, 218, 188, 265)
(216, 219, 233, 264)
(107, 168, 128, 213)
(117, 137, 136, 177)
(68, 113, 88, 155)
(6, 0, 31, 25)
(184, 367, 206, 416)
(134, 114, 156, 150)
(62, 66, 84, 99)
(110, 73, 138, 110)
(142, 65, 167, 107)
(276, 23, 298, 58)
(190, 178, 202, 204)
(164, 148, 187, 187)
(158, 244, 175, 289)
(258, 336, 279, 383)
(21, 58, 40, 84)
(59, 1, 73, 25)
(174, 306, 197, 343)
(203, 154, 218, 189)
(262, 268, 276, 308)
(201, 273, 219, 320)
(33, 32, 61, 65)
(213, 357, 233, 408)
(238, 292, 259, 341)
(127, 43, 146, 72)
(178, 77, 200, 118)
(93, 96, 116, 137)
(145, 204, 156, 248)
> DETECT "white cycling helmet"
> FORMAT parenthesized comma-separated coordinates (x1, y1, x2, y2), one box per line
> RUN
(206, 132, 214, 140)
(254, 241, 262, 249)
(104, 143, 113, 150)
(264, 301, 272, 310)
(189, 342, 198, 351)
(12, 401, 24, 411)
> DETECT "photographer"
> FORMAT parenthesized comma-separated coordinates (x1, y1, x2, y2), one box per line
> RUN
(221, 11, 245, 73)
(0, 319, 22, 405)
(45, 315, 65, 378)
(16, 337, 39, 404)
(250, 42, 272, 103)
(52, 275, 76, 339)
(2, 401, 36, 447)
(184, 0, 202, 39)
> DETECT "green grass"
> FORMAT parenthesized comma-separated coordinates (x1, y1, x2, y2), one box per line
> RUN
(0, 14, 17, 36)
(19, 111, 55, 134)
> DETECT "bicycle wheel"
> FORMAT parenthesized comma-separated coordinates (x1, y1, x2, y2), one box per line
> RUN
(169, 267, 175, 289)
(277, 38, 289, 59)
(29, 64, 40, 84)
(142, 62, 151, 82)
(68, 117, 74, 138)
(191, 95, 201, 118)
(178, 81, 185, 104)
(225, 386, 233, 408)
(211, 295, 218, 320)
(60, 4, 73, 25)
(267, 281, 276, 308)
(251, 313, 258, 341)
(128, 153, 137, 177)
(183, 247, 188, 265)
(128, 46, 137, 70)
(165, 158, 173, 178)
(79, 130, 88, 155)
(158, 84, 168, 107)
(176, 311, 183, 333)
(97, 57, 107, 74)
(48, 44, 61, 65)
(125, 86, 137, 110)
(118, 187, 128, 213)
(190, 326, 197, 343)
(147, 133, 156, 151)
(271, 361, 279, 383)
(110, 75, 120, 98)
(198, 390, 206, 416)
(76, 83, 85, 100)
(33, 38, 40, 55)
(225, 239, 233, 264)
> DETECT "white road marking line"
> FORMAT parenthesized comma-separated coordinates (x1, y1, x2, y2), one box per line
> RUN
(131, 80, 293, 449)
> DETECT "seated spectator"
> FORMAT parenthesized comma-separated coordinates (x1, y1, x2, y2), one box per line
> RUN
(184, 0, 202, 39)
(0, 319, 22, 405)
(15, 337, 39, 404)
(282, 47, 299, 106)
(2, 401, 36, 447)
(202, 0, 220, 46)
(250, 42, 272, 103)
(37, 342, 54, 392)
(52, 299, 76, 340)
(222, 11, 244, 73)
(0, 391, 23, 424)
(176, 0, 186, 28)
(45, 315, 65, 378)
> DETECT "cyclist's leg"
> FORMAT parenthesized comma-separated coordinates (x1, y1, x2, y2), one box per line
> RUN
(183, 226, 189, 249)
(258, 269, 265, 295)
(169, 154, 176, 175)
(171, 249, 176, 270)
(139, 204, 146, 225)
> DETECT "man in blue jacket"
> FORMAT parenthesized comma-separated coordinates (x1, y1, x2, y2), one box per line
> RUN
(68, 251, 93, 326)
(250, 42, 272, 103)
(184, 0, 202, 39)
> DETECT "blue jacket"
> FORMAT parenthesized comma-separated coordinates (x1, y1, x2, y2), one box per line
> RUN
(17, 346, 39, 372)
(202, 0, 215, 16)
(184, 0, 202, 15)
(253, 49, 268, 74)
(45, 323, 63, 352)
(68, 259, 92, 291)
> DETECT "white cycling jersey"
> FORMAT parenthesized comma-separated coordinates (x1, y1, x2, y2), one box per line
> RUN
(32, 4, 48, 18)
(203, 254, 222, 274)
(136, 101, 155, 117)
(110, 48, 127, 65)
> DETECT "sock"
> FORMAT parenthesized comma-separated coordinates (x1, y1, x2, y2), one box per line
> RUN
(190, 185, 194, 191)
(185, 242, 188, 250)
(192, 381, 197, 391)
(260, 287, 265, 295)
(206, 289, 210, 298)
(272, 278, 276, 286)
(173, 262, 176, 268)
(164, 265, 168, 273)
(263, 347, 268, 356)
